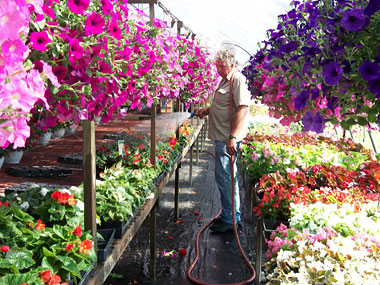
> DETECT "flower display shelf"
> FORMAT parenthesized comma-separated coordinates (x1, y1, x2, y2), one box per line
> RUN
(57, 153, 83, 165)
(263, 218, 289, 240)
(97, 228, 116, 263)
(5, 165, 72, 177)
(98, 217, 133, 239)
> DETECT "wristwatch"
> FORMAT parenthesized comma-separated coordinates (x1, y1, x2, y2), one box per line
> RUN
(228, 135, 236, 140)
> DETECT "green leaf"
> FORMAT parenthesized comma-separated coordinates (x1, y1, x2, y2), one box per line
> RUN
(368, 114, 377, 123)
(356, 116, 367, 126)
(58, 256, 81, 278)
(42, 247, 56, 258)
(6, 249, 34, 270)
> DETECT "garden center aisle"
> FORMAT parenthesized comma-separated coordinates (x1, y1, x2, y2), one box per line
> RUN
(104, 138, 257, 284)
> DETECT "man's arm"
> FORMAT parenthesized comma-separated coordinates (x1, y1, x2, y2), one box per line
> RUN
(194, 106, 210, 118)
(226, 105, 248, 155)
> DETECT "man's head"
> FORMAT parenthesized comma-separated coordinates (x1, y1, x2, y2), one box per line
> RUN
(215, 49, 235, 79)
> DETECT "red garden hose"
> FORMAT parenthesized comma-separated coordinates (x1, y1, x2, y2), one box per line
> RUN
(186, 151, 256, 284)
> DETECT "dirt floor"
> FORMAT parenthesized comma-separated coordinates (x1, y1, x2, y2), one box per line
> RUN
(104, 139, 258, 285)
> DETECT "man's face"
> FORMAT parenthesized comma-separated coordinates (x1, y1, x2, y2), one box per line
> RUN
(215, 60, 234, 79)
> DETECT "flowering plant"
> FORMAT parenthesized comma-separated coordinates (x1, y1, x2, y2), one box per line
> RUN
(0, 201, 95, 284)
(243, 0, 380, 132)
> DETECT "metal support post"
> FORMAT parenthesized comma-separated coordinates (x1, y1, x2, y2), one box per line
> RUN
(369, 130, 378, 154)
(174, 163, 180, 220)
(149, 202, 157, 282)
(255, 217, 263, 285)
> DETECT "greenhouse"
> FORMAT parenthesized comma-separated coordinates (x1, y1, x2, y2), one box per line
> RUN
(1, 0, 380, 284)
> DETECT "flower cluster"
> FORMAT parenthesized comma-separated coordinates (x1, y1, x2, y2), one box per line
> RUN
(243, 0, 380, 132)
(0, 0, 57, 149)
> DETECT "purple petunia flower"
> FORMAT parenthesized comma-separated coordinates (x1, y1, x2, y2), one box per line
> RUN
(68, 0, 90, 15)
(293, 90, 309, 110)
(302, 111, 314, 131)
(279, 41, 299, 54)
(323, 62, 343, 85)
(311, 88, 319, 100)
(85, 13, 105, 35)
(359, 60, 380, 81)
(327, 96, 339, 112)
(313, 112, 325, 133)
(29, 31, 51, 52)
(341, 8, 366, 32)
(364, 0, 380, 17)
(369, 78, 380, 98)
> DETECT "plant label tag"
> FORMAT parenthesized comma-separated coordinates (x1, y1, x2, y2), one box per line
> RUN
(117, 140, 124, 156)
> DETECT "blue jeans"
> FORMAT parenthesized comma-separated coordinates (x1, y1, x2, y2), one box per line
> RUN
(214, 140, 241, 224)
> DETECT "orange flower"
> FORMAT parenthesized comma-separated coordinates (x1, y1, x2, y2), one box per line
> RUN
(67, 196, 77, 206)
(72, 225, 82, 237)
(35, 219, 45, 230)
(79, 239, 93, 254)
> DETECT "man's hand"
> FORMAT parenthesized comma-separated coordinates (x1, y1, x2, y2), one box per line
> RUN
(194, 107, 210, 118)
(227, 138, 237, 155)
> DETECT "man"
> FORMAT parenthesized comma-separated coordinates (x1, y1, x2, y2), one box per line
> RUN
(195, 49, 251, 233)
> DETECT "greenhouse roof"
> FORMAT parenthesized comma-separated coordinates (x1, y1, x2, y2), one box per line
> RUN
(130, 0, 292, 66)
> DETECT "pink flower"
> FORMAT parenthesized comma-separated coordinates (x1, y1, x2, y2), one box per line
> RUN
(1, 39, 29, 62)
(69, 38, 85, 59)
(109, 20, 122, 40)
(0, 1, 27, 41)
(100, 0, 113, 15)
(67, 0, 90, 14)
(251, 152, 259, 162)
(29, 31, 51, 52)
(42, 3, 56, 19)
(85, 13, 105, 35)
(52, 65, 68, 82)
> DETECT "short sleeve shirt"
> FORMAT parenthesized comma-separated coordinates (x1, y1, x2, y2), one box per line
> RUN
(208, 70, 251, 142)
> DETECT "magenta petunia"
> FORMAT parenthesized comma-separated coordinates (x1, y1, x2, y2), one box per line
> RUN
(69, 38, 85, 58)
(85, 13, 105, 35)
(100, 0, 113, 15)
(52, 65, 68, 82)
(109, 20, 122, 40)
(67, 0, 90, 15)
(29, 31, 51, 52)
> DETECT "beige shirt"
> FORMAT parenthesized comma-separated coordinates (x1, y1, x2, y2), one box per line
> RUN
(208, 69, 251, 141)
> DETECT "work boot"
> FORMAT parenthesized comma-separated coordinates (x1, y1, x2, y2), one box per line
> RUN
(209, 221, 242, 233)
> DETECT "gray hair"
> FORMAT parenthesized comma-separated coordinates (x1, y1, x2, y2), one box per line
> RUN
(215, 49, 235, 66)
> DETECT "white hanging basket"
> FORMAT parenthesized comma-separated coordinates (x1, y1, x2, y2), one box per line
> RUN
(0, 156, 4, 170)
(4, 150, 24, 164)
(37, 132, 52, 145)
(52, 128, 65, 139)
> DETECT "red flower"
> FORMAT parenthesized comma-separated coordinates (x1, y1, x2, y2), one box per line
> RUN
(179, 248, 187, 257)
(169, 138, 177, 146)
(0, 245, 10, 252)
(48, 273, 61, 285)
(79, 239, 93, 254)
(168, 235, 173, 239)
(35, 220, 45, 230)
(0, 201, 9, 207)
(40, 270, 52, 283)
(66, 244, 74, 251)
(73, 225, 82, 237)
(194, 211, 200, 215)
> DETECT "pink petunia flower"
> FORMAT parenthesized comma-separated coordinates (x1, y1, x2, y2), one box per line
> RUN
(67, 0, 90, 15)
(1, 39, 29, 62)
(109, 20, 122, 40)
(69, 38, 85, 59)
(29, 31, 51, 52)
(52, 65, 68, 82)
(100, 0, 113, 15)
(0, 1, 27, 41)
(85, 13, 105, 35)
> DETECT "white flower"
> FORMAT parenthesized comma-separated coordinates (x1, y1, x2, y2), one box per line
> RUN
(39, 187, 49, 197)
(20, 201, 29, 211)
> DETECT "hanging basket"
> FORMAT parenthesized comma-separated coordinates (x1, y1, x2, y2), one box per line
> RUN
(65, 123, 78, 134)
(0, 156, 4, 170)
(52, 128, 65, 139)
(37, 132, 52, 145)
(4, 150, 24, 164)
